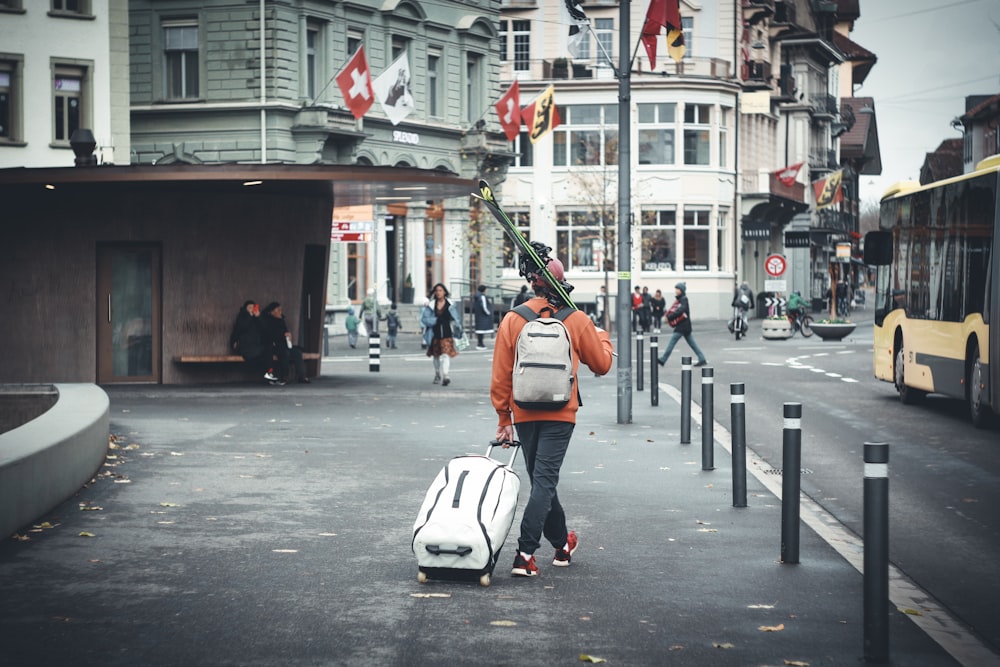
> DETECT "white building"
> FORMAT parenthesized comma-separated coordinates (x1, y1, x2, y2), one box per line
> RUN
(0, 0, 130, 167)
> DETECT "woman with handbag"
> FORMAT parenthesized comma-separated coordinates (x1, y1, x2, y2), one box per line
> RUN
(657, 282, 708, 368)
(420, 283, 463, 386)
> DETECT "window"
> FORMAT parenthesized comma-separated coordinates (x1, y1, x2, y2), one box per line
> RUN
(511, 131, 533, 168)
(1, 1, 24, 11)
(0, 56, 23, 143)
(682, 16, 693, 58)
(304, 21, 326, 101)
(52, 62, 88, 144)
(553, 104, 618, 167)
(347, 32, 362, 57)
(427, 51, 440, 117)
(391, 36, 409, 60)
(638, 103, 675, 165)
(683, 103, 710, 165)
(683, 209, 711, 270)
(594, 18, 614, 69)
(557, 210, 614, 271)
(466, 53, 483, 123)
(163, 21, 199, 99)
(50, 0, 90, 16)
(641, 210, 676, 270)
(716, 209, 729, 271)
(499, 21, 508, 61)
(719, 107, 729, 168)
(512, 20, 530, 72)
(500, 210, 530, 270)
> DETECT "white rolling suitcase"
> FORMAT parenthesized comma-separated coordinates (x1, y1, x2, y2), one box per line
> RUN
(412, 440, 520, 587)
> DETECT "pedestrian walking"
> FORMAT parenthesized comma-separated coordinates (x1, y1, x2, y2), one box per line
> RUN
(420, 283, 462, 386)
(650, 289, 666, 332)
(491, 256, 614, 578)
(385, 303, 399, 349)
(473, 285, 494, 350)
(344, 305, 360, 349)
(657, 282, 707, 368)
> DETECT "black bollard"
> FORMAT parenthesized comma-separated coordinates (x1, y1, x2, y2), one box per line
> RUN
(780, 403, 802, 564)
(680, 357, 692, 444)
(731, 383, 747, 508)
(369, 333, 380, 372)
(864, 442, 890, 663)
(636, 334, 644, 392)
(701, 367, 714, 471)
(650, 336, 659, 406)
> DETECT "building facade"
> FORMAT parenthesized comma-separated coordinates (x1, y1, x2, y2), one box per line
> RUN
(0, 0, 131, 167)
(127, 0, 509, 309)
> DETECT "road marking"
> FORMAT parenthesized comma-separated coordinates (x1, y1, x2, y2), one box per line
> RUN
(659, 382, 996, 667)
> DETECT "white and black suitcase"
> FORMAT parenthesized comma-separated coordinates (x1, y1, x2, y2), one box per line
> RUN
(412, 440, 520, 587)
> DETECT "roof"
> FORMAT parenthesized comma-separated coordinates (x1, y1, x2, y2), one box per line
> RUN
(919, 139, 964, 185)
(831, 31, 876, 85)
(960, 93, 1000, 122)
(839, 97, 882, 175)
(0, 163, 478, 207)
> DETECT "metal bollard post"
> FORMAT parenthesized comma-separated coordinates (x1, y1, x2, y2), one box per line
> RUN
(368, 333, 380, 372)
(864, 442, 890, 663)
(650, 336, 659, 406)
(701, 367, 714, 471)
(680, 357, 692, 444)
(636, 334, 644, 392)
(780, 403, 802, 564)
(731, 383, 747, 507)
(323, 327, 329, 357)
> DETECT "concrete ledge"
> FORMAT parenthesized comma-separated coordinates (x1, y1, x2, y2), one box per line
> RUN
(0, 384, 110, 537)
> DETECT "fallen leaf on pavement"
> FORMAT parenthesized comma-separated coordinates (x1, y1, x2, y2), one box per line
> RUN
(272, 549, 298, 553)
(410, 593, 451, 599)
(79, 531, 96, 537)
(170, 452, 184, 456)
(759, 623, 785, 632)
(578, 655, 606, 663)
(12, 534, 30, 542)
(159, 502, 179, 507)
(748, 603, 777, 609)
(713, 642, 735, 649)
(490, 620, 517, 627)
(784, 660, 810, 666)
(899, 608, 923, 616)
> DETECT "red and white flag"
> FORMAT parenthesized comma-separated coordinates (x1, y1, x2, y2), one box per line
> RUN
(641, 0, 685, 68)
(813, 169, 845, 210)
(773, 162, 804, 187)
(522, 85, 562, 145)
(495, 81, 522, 141)
(335, 46, 374, 120)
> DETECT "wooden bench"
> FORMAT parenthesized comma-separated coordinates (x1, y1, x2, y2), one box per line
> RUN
(173, 352, 321, 364)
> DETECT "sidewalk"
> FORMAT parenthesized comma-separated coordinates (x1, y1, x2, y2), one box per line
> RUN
(0, 342, 960, 666)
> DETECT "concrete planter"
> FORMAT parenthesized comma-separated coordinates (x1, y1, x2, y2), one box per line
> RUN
(761, 318, 792, 339)
(811, 322, 857, 341)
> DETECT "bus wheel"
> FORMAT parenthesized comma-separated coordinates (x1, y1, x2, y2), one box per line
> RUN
(895, 342, 925, 405)
(969, 343, 991, 428)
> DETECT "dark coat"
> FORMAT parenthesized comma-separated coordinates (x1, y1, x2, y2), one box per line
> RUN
(666, 295, 693, 334)
(474, 292, 494, 333)
(230, 310, 266, 360)
(261, 312, 290, 349)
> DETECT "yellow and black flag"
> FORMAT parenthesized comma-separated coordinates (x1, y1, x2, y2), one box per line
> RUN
(522, 85, 562, 145)
(812, 169, 844, 210)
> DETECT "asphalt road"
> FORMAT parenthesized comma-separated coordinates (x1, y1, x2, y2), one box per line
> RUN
(0, 317, 995, 666)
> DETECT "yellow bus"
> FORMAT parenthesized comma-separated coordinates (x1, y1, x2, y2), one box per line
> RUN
(864, 155, 999, 428)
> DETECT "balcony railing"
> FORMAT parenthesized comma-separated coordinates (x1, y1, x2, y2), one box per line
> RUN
(815, 210, 854, 233)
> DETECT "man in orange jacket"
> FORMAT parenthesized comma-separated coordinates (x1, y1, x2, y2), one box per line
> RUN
(491, 257, 614, 577)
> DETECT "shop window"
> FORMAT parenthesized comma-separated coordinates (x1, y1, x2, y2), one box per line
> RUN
(641, 209, 676, 270)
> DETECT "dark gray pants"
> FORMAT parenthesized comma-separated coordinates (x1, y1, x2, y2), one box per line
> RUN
(514, 420, 574, 555)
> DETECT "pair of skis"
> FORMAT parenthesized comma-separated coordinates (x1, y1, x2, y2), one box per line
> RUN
(473, 179, 577, 311)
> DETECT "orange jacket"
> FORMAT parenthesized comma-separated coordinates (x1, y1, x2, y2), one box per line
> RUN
(491, 297, 614, 427)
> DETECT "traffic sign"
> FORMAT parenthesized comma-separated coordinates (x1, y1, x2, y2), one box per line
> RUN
(330, 231, 371, 243)
(764, 254, 787, 277)
(764, 296, 787, 309)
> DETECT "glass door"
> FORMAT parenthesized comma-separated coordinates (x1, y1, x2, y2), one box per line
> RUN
(97, 245, 161, 383)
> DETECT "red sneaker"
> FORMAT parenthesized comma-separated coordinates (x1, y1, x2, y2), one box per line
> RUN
(511, 553, 538, 577)
(553, 530, 578, 567)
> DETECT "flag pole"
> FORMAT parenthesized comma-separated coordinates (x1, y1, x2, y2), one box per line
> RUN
(615, 0, 632, 424)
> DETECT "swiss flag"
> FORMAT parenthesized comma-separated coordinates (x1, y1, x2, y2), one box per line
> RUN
(773, 162, 804, 187)
(494, 81, 522, 142)
(335, 46, 374, 120)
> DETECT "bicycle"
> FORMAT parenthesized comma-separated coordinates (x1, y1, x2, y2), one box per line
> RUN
(728, 306, 748, 340)
(788, 310, 814, 337)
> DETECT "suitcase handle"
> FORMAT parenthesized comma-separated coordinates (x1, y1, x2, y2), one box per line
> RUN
(488, 439, 521, 467)
(425, 545, 473, 557)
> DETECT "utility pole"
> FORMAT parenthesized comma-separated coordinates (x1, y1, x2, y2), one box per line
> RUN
(615, 0, 632, 424)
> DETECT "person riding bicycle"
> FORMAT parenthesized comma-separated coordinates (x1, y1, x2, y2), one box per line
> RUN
(729, 282, 755, 337)
(787, 290, 807, 327)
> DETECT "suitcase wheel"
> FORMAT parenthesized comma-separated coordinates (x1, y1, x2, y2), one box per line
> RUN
(479, 573, 491, 587)
(417, 570, 428, 584)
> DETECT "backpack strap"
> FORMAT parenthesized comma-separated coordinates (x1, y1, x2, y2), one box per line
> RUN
(512, 304, 538, 322)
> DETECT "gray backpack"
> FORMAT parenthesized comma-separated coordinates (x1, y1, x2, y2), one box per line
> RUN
(511, 304, 575, 410)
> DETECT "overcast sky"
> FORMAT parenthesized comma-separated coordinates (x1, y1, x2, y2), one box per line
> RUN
(849, 0, 1000, 205)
